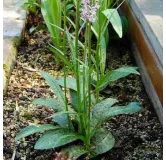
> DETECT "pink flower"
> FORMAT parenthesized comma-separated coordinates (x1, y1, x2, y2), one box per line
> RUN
(81, 0, 100, 22)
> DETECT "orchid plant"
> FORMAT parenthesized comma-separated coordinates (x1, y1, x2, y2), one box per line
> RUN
(16, 0, 142, 159)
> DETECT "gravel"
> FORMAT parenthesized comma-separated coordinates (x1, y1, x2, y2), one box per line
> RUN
(3, 15, 162, 160)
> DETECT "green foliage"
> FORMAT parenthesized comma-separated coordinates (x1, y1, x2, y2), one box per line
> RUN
(34, 128, 79, 149)
(121, 16, 129, 36)
(92, 0, 112, 77)
(102, 9, 122, 38)
(91, 0, 129, 77)
(15, 124, 59, 141)
(69, 89, 79, 111)
(16, 0, 39, 13)
(49, 46, 75, 72)
(40, 71, 66, 105)
(96, 67, 140, 90)
(91, 101, 142, 131)
(16, 71, 142, 158)
(90, 128, 115, 158)
(33, 98, 64, 111)
(61, 145, 88, 159)
(52, 113, 68, 127)
(56, 77, 77, 91)
(29, 24, 46, 34)
(16, 0, 142, 159)
(41, 0, 62, 49)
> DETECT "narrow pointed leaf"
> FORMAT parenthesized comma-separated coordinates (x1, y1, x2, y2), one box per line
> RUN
(33, 98, 64, 111)
(40, 71, 65, 104)
(61, 145, 88, 159)
(66, 4, 74, 12)
(90, 98, 118, 134)
(90, 128, 115, 157)
(56, 77, 77, 91)
(15, 124, 58, 141)
(69, 89, 78, 111)
(66, 29, 76, 69)
(56, 77, 96, 108)
(99, 36, 107, 75)
(47, 111, 76, 127)
(91, 101, 142, 135)
(53, 114, 68, 127)
(97, 67, 140, 90)
(92, 98, 118, 118)
(102, 9, 122, 38)
(108, 102, 142, 116)
(47, 111, 77, 119)
(49, 46, 74, 73)
(34, 129, 79, 149)
(41, 0, 62, 47)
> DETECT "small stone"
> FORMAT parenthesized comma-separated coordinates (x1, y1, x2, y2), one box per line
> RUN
(16, 152, 21, 159)
(11, 133, 15, 138)
(20, 79, 25, 83)
(10, 125, 15, 130)
(20, 96, 28, 101)
(23, 142, 27, 147)
(139, 114, 142, 117)
(144, 153, 157, 159)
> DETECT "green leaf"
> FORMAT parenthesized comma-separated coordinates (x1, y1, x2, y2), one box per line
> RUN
(90, 98, 118, 134)
(47, 109, 77, 127)
(121, 16, 128, 36)
(29, 24, 46, 34)
(97, 67, 140, 90)
(34, 129, 79, 149)
(99, 35, 107, 75)
(102, 9, 122, 38)
(33, 98, 64, 111)
(47, 111, 77, 119)
(41, 0, 62, 47)
(66, 4, 74, 12)
(92, 98, 118, 119)
(91, 101, 142, 135)
(90, 128, 115, 158)
(66, 28, 76, 70)
(61, 145, 88, 159)
(110, 102, 142, 116)
(53, 114, 68, 127)
(49, 45, 74, 73)
(92, 101, 142, 120)
(69, 88, 96, 111)
(15, 124, 58, 141)
(56, 77, 77, 91)
(69, 89, 78, 111)
(47, 111, 76, 128)
(40, 71, 65, 104)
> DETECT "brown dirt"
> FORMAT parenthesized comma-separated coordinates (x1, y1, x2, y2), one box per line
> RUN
(3, 15, 162, 160)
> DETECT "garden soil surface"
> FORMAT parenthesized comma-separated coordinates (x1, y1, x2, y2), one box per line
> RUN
(3, 15, 162, 160)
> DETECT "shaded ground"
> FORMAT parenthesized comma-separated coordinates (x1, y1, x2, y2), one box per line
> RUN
(3, 16, 162, 160)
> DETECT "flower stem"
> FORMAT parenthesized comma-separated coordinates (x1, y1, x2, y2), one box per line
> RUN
(87, 21, 92, 146)
(83, 22, 88, 132)
(75, 0, 83, 134)
(95, 2, 101, 103)
(63, 0, 70, 127)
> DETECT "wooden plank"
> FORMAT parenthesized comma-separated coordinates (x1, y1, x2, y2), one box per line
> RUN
(121, 1, 163, 105)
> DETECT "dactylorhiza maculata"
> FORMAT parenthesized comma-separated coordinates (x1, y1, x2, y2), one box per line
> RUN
(81, 0, 100, 22)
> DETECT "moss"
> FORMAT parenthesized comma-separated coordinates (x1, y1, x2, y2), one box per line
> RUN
(3, 64, 7, 71)
(12, 36, 21, 47)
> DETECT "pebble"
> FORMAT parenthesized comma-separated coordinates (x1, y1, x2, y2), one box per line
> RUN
(3, 16, 163, 160)
(144, 153, 157, 159)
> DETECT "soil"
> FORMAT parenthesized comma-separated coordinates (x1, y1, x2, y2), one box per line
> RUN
(3, 14, 163, 160)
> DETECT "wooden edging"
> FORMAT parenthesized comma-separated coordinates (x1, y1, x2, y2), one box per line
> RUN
(121, 1, 163, 123)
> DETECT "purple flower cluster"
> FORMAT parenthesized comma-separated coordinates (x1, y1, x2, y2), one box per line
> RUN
(81, 0, 100, 22)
